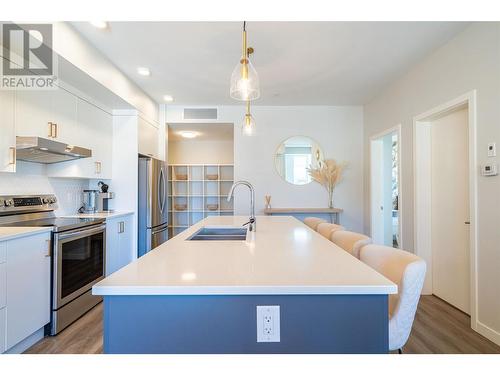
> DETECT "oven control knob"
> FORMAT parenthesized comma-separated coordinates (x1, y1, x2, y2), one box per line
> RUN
(4, 199, 13, 207)
(42, 198, 49, 204)
(50, 197, 57, 204)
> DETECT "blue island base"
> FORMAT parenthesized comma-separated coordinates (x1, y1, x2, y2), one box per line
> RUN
(103, 294, 388, 354)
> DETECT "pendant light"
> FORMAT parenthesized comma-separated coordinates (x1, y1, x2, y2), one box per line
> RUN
(242, 100, 256, 136)
(230, 21, 260, 101)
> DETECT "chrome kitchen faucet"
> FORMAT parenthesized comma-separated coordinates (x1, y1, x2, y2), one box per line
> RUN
(227, 181, 256, 231)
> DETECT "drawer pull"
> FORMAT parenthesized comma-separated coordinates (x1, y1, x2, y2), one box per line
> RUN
(45, 240, 51, 257)
(9, 147, 16, 165)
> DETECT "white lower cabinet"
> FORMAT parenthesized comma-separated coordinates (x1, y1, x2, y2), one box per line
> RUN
(106, 214, 134, 276)
(0, 308, 5, 353)
(0, 232, 51, 353)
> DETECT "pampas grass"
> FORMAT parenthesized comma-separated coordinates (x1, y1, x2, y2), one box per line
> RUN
(307, 159, 347, 208)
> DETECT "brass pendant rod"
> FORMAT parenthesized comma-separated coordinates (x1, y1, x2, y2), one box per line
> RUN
(242, 22, 247, 60)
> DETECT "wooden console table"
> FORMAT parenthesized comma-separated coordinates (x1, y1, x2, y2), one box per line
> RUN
(264, 208, 343, 224)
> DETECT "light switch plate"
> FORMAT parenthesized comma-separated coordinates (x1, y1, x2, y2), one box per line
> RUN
(256, 305, 280, 342)
(488, 142, 496, 157)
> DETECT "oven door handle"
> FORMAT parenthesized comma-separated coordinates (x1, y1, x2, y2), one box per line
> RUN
(56, 224, 106, 240)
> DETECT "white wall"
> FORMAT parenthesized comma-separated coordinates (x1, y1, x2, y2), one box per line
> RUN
(363, 23, 500, 342)
(166, 105, 364, 233)
(0, 162, 90, 215)
(169, 139, 234, 164)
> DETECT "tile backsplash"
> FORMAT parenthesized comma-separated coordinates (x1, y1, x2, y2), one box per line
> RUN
(0, 161, 91, 215)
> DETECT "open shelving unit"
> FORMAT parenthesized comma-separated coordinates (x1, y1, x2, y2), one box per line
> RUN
(167, 164, 234, 237)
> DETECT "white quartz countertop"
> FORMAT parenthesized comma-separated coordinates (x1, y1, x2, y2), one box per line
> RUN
(93, 216, 397, 296)
(62, 211, 134, 220)
(0, 226, 52, 241)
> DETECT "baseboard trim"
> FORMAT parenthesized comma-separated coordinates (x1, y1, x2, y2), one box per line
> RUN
(4, 327, 45, 354)
(476, 321, 500, 347)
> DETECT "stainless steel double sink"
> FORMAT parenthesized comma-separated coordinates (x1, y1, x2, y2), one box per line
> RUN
(187, 227, 247, 241)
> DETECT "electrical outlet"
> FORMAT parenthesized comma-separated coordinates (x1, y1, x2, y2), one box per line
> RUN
(488, 142, 496, 157)
(256, 305, 280, 342)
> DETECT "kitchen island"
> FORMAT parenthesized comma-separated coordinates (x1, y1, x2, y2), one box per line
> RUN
(93, 216, 396, 354)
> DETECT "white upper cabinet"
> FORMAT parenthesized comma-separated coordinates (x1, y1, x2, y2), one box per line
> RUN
(15, 86, 78, 143)
(76, 99, 113, 178)
(15, 90, 53, 139)
(0, 89, 16, 173)
(138, 116, 160, 159)
(50, 87, 79, 144)
(47, 98, 113, 179)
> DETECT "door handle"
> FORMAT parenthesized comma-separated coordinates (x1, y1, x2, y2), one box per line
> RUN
(9, 147, 16, 165)
(45, 239, 51, 257)
(162, 168, 167, 213)
(464, 221, 470, 225)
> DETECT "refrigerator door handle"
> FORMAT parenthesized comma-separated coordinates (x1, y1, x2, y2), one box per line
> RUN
(152, 225, 169, 236)
(158, 167, 163, 214)
(161, 166, 167, 213)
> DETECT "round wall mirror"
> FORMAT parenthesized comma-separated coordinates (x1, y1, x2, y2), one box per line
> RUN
(274, 136, 323, 185)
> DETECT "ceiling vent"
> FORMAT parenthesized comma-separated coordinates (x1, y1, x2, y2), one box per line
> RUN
(183, 108, 218, 120)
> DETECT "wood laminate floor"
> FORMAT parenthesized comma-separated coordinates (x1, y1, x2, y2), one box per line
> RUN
(25, 295, 500, 354)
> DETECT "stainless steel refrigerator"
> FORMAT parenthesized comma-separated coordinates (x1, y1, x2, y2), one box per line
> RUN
(138, 156, 168, 257)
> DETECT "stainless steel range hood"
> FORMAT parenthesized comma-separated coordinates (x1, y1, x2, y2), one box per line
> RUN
(16, 137, 92, 164)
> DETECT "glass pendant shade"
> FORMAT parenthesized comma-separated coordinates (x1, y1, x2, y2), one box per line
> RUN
(242, 112, 256, 136)
(230, 58, 260, 101)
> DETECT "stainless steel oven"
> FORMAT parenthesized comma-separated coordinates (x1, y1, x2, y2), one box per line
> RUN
(0, 194, 106, 335)
(51, 223, 106, 334)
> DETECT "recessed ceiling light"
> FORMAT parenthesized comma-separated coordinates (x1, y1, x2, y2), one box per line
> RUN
(163, 95, 174, 102)
(137, 67, 151, 76)
(89, 21, 108, 29)
(179, 131, 199, 139)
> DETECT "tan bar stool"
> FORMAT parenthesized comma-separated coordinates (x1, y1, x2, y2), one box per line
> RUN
(316, 222, 345, 239)
(303, 217, 327, 231)
(359, 244, 426, 353)
(330, 230, 372, 258)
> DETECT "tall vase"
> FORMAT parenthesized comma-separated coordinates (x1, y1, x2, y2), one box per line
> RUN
(328, 189, 334, 209)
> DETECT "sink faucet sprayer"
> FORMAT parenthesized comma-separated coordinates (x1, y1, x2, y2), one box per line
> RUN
(227, 181, 256, 231)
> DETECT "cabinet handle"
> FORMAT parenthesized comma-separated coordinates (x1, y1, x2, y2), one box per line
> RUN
(45, 239, 51, 257)
(48, 122, 53, 137)
(9, 147, 16, 165)
(95, 161, 101, 174)
(52, 123, 58, 138)
(118, 221, 124, 233)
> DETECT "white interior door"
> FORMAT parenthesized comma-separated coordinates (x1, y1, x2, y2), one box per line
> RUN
(370, 139, 384, 244)
(431, 107, 470, 314)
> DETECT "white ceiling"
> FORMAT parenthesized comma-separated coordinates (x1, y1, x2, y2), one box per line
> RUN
(70, 21, 468, 106)
(168, 123, 233, 141)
